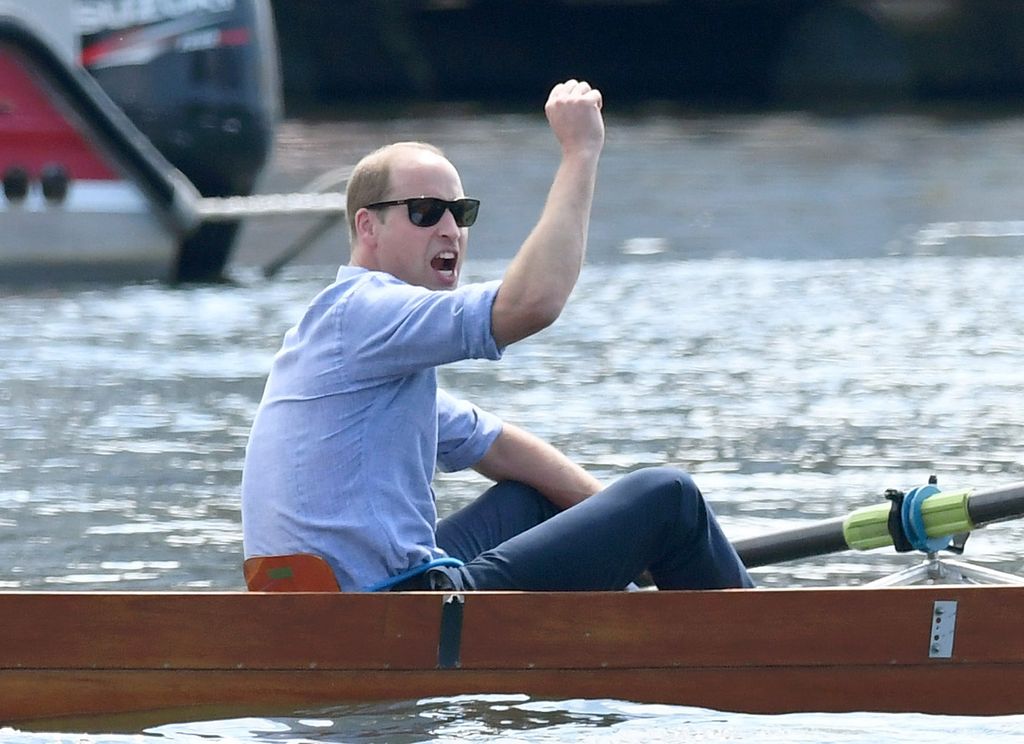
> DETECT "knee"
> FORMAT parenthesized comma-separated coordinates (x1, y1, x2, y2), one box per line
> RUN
(625, 466, 701, 501)
(609, 467, 705, 518)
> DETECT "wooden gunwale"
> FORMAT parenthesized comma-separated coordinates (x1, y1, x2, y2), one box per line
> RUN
(2, 585, 1023, 724)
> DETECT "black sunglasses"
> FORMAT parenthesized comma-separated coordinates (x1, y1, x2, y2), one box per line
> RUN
(363, 196, 480, 228)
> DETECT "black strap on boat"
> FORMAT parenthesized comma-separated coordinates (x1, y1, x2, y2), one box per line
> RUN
(884, 488, 915, 553)
(437, 593, 464, 669)
(947, 531, 970, 555)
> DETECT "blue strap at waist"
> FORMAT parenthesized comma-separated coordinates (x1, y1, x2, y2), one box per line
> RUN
(363, 557, 464, 592)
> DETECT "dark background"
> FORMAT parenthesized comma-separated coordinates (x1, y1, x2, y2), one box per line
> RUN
(268, 0, 1024, 114)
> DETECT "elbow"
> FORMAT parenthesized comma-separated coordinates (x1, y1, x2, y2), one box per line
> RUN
(521, 297, 564, 334)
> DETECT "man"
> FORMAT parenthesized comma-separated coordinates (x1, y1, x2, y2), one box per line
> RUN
(241, 80, 753, 592)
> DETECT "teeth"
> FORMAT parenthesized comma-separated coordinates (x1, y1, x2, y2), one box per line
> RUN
(431, 252, 458, 274)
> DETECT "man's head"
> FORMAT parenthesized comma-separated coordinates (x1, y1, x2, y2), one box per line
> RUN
(347, 142, 476, 290)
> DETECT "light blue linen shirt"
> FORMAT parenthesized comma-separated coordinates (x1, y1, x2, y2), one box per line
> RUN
(241, 266, 504, 591)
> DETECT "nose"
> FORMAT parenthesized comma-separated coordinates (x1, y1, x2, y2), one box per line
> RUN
(434, 205, 461, 236)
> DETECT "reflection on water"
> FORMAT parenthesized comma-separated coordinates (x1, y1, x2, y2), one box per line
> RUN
(2, 112, 1024, 740)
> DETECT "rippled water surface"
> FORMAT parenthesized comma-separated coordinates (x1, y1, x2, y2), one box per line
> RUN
(2, 111, 1024, 740)
(4, 256, 1022, 592)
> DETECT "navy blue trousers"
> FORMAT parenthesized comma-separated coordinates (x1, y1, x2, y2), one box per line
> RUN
(431, 466, 753, 591)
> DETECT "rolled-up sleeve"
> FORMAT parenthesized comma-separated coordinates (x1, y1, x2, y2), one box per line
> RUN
(436, 388, 503, 472)
(459, 279, 504, 360)
(341, 276, 505, 384)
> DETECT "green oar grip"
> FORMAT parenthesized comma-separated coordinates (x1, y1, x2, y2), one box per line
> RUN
(921, 488, 975, 538)
(842, 489, 975, 551)
(843, 503, 892, 550)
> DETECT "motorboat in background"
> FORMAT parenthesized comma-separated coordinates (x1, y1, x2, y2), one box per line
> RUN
(78, 0, 280, 281)
(0, 0, 282, 283)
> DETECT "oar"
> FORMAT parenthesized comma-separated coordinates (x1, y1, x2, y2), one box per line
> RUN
(734, 480, 1024, 568)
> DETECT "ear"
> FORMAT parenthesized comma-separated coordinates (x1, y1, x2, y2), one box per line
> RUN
(354, 207, 378, 245)
(349, 208, 381, 267)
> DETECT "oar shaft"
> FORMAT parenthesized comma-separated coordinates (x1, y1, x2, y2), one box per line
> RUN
(968, 481, 1024, 527)
(732, 481, 1024, 569)
(734, 517, 848, 569)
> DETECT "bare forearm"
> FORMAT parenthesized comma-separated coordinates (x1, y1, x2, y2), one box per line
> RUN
(473, 423, 602, 509)
(491, 80, 605, 348)
(492, 154, 599, 346)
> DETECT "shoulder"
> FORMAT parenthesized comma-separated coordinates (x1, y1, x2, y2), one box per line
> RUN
(334, 267, 423, 302)
(307, 268, 416, 316)
(310, 269, 503, 337)
(332, 266, 403, 294)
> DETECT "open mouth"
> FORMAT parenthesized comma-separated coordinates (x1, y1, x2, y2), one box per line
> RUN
(431, 251, 458, 273)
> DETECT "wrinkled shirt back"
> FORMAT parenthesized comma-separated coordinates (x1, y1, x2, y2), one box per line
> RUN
(241, 266, 503, 590)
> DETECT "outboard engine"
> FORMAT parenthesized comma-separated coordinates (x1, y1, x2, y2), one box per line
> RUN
(77, 0, 282, 281)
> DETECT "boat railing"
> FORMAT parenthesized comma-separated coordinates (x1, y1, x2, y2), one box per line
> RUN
(193, 191, 347, 221)
(190, 164, 353, 277)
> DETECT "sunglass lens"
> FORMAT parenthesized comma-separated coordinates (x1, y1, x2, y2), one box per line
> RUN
(407, 198, 446, 227)
(453, 199, 480, 227)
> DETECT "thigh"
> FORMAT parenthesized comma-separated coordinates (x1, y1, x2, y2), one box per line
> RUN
(435, 480, 559, 563)
(453, 468, 681, 590)
(449, 466, 752, 591)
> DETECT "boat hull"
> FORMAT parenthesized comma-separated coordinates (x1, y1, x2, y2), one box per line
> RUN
(3, 585, 1023, 725)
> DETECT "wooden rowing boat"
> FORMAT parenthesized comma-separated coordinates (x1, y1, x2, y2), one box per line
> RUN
(4, 481, 1024, 727)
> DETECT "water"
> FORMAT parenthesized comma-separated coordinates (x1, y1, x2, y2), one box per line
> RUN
(2, 110, 1024, 739)
(5, 697, 1024, 743)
